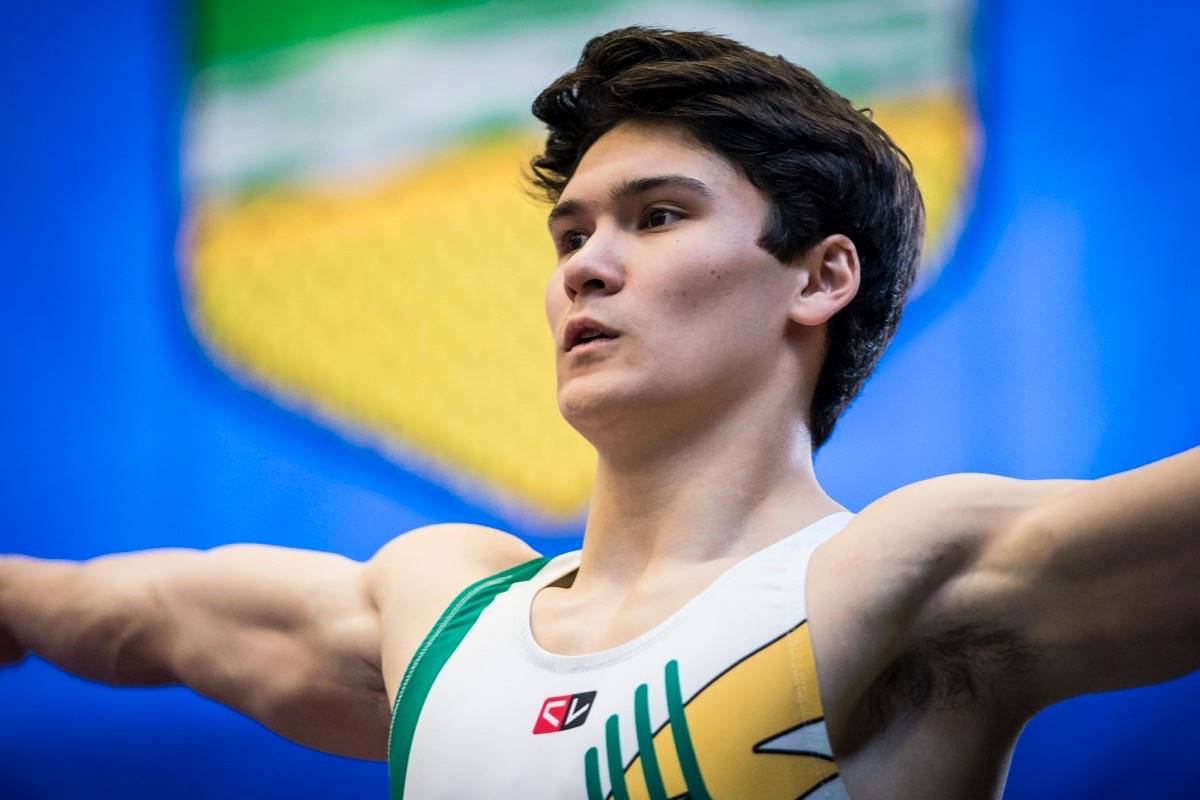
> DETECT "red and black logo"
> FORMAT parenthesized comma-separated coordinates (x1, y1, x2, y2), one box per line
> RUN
(532, 690, 597, 734)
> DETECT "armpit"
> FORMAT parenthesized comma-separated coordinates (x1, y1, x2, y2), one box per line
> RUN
(848, 622, 1035, 739)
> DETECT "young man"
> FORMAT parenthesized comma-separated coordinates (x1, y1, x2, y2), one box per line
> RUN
(1, 26, 1197, 800)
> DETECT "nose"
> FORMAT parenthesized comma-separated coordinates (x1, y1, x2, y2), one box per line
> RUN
(561, 231, 625, 302)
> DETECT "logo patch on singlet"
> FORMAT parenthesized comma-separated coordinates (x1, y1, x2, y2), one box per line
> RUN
(532, 691, 597, 734)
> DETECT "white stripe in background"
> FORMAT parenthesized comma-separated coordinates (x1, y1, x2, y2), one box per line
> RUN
(186, 0, 969, 198)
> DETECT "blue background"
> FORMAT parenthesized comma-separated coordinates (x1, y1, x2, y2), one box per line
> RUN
(1, 1, 1198, 797)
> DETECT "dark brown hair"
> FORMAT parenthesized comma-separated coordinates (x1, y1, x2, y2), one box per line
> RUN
(528, 26, 925, 448)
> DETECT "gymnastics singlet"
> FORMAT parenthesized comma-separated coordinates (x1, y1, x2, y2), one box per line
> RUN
(388, 511, 853, 799)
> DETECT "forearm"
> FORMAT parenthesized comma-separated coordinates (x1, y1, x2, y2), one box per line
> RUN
(0, 551, 185, 685)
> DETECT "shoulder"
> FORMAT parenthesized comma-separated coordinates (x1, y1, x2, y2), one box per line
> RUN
(820, 474, 1029, 590)
(830, 472, 1075, 578)
(365, 523, 542, 609)
(850, 472, 1040, 536)
(818, 471, 1077, 632)
(365, 524, 543, 701)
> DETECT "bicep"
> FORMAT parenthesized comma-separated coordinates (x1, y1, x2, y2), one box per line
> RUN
(155, 545, 390, 760)
(967, 468, 1200, 709)
(916, 458, 1199, 716)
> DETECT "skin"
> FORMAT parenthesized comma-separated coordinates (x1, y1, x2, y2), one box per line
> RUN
(1, 120, 1197, 798)
(540, 121, 851, 604)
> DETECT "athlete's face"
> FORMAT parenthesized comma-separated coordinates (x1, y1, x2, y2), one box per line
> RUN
(544, 121, 808, 437)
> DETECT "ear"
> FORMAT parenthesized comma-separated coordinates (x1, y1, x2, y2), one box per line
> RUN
(788, 234, 861, 327)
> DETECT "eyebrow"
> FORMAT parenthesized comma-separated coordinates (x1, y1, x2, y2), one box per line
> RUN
(547, 174, 714, 226)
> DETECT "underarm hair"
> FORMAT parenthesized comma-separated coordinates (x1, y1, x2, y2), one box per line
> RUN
(851, 622, 1035, 736)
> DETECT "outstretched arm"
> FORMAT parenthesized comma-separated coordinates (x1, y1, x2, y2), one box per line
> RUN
(871, 446, 1200, 719)
(980, 446, 1200, 708)
(0, 544, 389, 760)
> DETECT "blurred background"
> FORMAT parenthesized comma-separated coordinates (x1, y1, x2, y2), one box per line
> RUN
(1, 0, 1197, 797)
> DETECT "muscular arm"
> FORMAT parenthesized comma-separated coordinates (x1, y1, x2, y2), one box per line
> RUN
(858, 446, 1200, 724)
(974, 446, 1200, 708)
(0, 524, 540, 761)
(0, 544, 389, 760)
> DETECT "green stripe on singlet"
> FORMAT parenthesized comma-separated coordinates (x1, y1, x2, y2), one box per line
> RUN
(387, 555, 549, 800)
(605, 713, 630, 800)
(584, 746, 604, 800)
(634, 682, 668, 800)
(664, 659, 712, 800)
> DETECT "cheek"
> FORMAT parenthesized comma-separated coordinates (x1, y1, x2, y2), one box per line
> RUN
(661, 247, 759, 316)
(662, 250, 786, 348)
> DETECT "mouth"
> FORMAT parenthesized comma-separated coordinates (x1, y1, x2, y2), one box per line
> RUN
(563, 319, 621, 352)
(568, 334, 619, 354)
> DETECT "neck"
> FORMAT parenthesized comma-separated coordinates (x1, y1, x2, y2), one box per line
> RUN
(569, 390, 843, 595)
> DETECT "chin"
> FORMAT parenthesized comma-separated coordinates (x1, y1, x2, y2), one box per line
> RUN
(557, 375, 641, 434)
(558, 372, 690, 443)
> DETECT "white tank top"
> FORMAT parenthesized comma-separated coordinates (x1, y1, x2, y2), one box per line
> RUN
(388, 511, 854, 799)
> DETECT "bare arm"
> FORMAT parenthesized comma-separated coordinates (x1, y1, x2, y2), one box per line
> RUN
(0, 524, 541, 760)
(0, 544, 389, 760)
(854, 446, 1200, 722)
(975, 445, 1200, 708)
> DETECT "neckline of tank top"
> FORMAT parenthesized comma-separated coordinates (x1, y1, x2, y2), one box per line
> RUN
(516, 510, 855, 671)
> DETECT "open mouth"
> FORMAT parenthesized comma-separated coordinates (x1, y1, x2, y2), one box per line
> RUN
(564, 319, 621, 352)
(569, 332, 618, 352)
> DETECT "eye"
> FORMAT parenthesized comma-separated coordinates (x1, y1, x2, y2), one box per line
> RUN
(560, 230, 589, 253)
(641, 207, 683, 229)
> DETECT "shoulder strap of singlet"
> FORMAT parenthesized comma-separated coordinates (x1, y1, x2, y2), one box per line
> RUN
(387, 554, 550, 800)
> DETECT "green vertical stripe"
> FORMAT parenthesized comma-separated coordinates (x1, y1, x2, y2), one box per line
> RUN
(664, 659, 712, 800)
(585, 746, 604, 800)
(387, 555, 549, 799)
(634, 683, 668, 800)
(605, 714, 630, 800)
